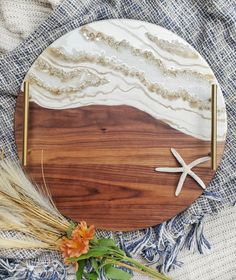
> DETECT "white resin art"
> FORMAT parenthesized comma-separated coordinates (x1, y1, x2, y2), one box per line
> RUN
(23, 19, 227, 141)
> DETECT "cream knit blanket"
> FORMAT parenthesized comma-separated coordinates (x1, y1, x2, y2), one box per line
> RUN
(0, 0, 62, 54)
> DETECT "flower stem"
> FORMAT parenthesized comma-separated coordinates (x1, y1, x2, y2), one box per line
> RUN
(105, 254, 171, 280)
(123, 256, 170, 280)
(105, 259, 145, 274)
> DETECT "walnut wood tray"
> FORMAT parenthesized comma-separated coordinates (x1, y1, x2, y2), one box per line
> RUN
(14, 19, 227, 231)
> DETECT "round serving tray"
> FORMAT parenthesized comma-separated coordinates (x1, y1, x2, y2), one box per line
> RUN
(15, 19, 227, 231)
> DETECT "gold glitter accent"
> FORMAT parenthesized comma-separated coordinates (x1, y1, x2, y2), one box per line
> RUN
(146, 32, 199, 59)
(27, 72, 108, 96)
(48, 46, 224, 112)
(35, 57, 108, 84)
(80, 26, 214, 82)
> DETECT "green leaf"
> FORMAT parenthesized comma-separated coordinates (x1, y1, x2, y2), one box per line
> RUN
(91, 258, 99, 274)
(76, 260, 86, 280)
(105, 266, 132, 280)
(92, 236, 99, 244)
(67, 221, 76, 238)
(88, 272, 98, 280)
(98, 238, 117, 248)
(69, 247, 110, 261)
(98, 239, 126, 256)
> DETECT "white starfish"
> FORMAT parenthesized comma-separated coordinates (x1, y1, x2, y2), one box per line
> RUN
(155, 148, 210, 196)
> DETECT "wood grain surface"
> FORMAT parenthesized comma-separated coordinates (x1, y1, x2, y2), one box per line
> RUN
(14, 94, 224, 231)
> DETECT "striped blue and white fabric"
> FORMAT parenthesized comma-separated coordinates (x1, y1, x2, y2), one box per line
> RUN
(0, 0, 235, 279)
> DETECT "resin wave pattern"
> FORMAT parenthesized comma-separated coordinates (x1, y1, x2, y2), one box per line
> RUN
(23, 19, 227, 141)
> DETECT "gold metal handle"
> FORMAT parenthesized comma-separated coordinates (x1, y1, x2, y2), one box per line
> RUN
(23, 81, 29, 167)
(211, 84, 217, 170)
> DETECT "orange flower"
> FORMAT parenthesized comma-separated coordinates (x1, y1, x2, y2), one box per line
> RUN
(60, 235, 89, 259)
(60, 237, 81, 271)
(60, 221, 95, 272)
(72, 221, 95, 241)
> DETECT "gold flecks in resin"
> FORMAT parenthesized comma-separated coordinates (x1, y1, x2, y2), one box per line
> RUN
(35, 57, 108, 84)
(146, 33, 199, 59)
(80, 26, 214, 83)
(48, 46, 223, 112)
(27, 72, 108, 96)
(34, 55, 226, 122)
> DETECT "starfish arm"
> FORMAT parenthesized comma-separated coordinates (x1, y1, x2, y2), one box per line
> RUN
(171, 148, 187, 167)
(175, 172, 187, 196)
(189, 170, 207, 190)
(155, 167, 183, 173)
(188, 156, 211, 169)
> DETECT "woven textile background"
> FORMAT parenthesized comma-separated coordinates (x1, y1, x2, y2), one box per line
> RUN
(0, 0, 235, 279)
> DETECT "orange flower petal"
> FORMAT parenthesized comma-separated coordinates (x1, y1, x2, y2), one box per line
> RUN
(60, 235, 89, 259)
(60, 221, 95, 267)
(72, 221, 95, 241)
